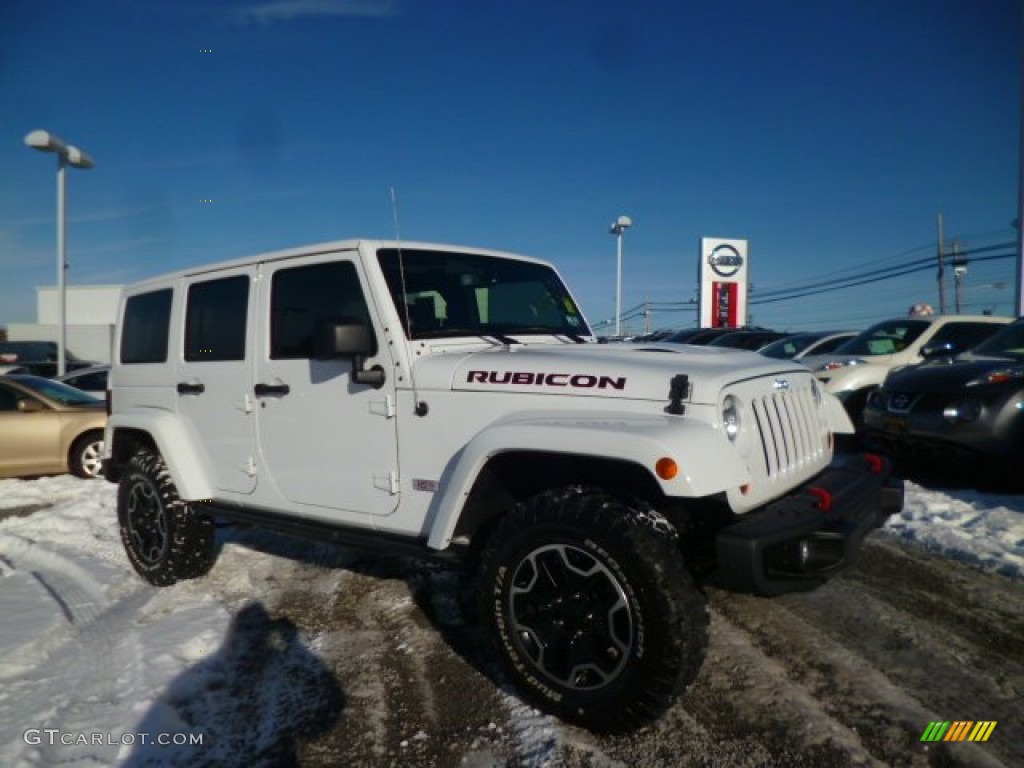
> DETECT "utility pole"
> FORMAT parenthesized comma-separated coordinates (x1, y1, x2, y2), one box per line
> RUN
(936, 213, 947, 314)
(952, 241, 967, 314)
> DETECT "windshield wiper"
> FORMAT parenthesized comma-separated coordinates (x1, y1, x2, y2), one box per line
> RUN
(498, 326, 588, 344)
(413, 328, 520, 345)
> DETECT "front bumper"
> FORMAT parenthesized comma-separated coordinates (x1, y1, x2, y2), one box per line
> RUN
(711, 453, 903, 596)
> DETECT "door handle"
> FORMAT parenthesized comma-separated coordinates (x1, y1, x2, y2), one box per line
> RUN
(254, 383, 290, 396)
(176, 382, 205, 395)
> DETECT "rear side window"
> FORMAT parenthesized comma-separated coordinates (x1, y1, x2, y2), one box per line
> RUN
(270, 261, 371, 359)
(121, 289, 172, 364)
(185, 275, 249, 362)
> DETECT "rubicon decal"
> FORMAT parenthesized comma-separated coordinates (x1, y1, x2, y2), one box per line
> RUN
(467, 370, 626, 390)
(920, 721, 997, 742)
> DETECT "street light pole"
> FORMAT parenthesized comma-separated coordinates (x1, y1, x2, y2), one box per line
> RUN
(609, 215, 632, 337)
(24, 130, 94, 376)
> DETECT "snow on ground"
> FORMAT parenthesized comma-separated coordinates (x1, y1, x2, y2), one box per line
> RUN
(0, 475, 1021, 766)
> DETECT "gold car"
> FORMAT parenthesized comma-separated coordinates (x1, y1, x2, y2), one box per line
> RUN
(0, 375, 106, 479)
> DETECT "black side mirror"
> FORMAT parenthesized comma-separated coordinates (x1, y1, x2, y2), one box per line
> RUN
(314, 321, 386, 388)
(920, 340, 958, 360)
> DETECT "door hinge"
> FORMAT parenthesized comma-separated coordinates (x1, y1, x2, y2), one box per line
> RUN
(373, 471, 399, 494)
(242, 393, 254, 414)
(246, 457, 257, 476)
(369, 396, 396, 418)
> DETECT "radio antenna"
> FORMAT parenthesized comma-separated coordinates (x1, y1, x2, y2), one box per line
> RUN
(389, 186, 427, 416)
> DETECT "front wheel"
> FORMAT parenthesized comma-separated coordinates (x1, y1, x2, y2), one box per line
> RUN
(477, 487, 708, 732)
(117, 448, 216, 587)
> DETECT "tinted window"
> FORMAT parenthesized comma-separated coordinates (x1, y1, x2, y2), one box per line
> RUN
(811, 335, 853, 354)
(271, 261, 372, 359)
(0, 383, 21, 411)
(930, 322, 1003, 352)
(62, 371, 108, 391)
(121, 289, 172, 364)
(185, 275, 249, 362)
(970, 321, 1024, 360)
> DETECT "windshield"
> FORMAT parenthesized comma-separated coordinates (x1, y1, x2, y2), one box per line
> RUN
(14, 375, 103, 406)
(966, 320, 1024, 361)
(832, 319, 929, 357)
(378, 249, 591, 341)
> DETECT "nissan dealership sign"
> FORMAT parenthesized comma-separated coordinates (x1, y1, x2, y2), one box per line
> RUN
(699, 238, 749, 328)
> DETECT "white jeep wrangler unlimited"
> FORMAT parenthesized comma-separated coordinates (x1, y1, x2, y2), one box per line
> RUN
(103, 239, 902, 732)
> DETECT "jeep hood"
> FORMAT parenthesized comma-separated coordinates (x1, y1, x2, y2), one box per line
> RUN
(409, 342, 809, 403)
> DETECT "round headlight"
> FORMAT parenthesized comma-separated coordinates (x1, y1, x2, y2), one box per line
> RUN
(722, 395, 741, 441)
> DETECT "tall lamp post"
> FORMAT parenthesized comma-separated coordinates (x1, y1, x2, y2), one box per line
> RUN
(609, 215, 632, 337)
(24, 130, 95, 376)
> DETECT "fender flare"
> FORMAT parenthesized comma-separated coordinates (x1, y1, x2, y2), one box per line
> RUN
(107, 409, 215, 501)
(425, 414, 750, 549)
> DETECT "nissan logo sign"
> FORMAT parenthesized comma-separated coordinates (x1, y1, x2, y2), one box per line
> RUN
(708, 244, 744, 277)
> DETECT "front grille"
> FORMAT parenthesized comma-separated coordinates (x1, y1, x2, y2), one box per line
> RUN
(749, 381, 827, 479)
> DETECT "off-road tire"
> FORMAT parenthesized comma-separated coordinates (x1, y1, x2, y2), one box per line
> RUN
(117, 448, 216, 587)
(477, 486, 709, 733)
(69, 430, 104, 479)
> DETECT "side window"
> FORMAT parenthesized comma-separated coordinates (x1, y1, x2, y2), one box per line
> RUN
(931, 322, 1003, 351)
(185, 275, 249, 362)
(0, 383, 21, 411)
(270, 261, 372, 359)
(814, 336, 850, 354)
(121, 289, 172, 364)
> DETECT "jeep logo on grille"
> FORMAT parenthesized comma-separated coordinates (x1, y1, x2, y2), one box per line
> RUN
(773, 378, 790, 391)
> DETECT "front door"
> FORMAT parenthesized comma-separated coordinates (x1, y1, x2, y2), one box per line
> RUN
(254, 252, 399, 521)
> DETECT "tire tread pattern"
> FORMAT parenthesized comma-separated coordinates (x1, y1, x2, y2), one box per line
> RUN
(117, 448, 216, 587)
(478, 485, 709, 733)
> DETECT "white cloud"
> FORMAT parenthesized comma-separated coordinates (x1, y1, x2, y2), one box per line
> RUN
(229, 0, 401, 25)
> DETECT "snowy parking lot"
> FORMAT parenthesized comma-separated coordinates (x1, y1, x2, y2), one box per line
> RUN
(0, 475, 1022, 767)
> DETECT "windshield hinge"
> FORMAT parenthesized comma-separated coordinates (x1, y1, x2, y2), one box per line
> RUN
(666, 374, 690, 415)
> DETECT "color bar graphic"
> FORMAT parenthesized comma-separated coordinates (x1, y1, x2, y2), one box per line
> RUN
(920, 721, 997, 742)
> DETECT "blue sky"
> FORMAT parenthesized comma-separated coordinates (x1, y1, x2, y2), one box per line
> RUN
(1, 0, 1020, 334)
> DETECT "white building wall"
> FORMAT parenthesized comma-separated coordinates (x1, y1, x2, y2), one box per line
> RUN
(37, 285, 122, 324)
(8, 285, 123, 363)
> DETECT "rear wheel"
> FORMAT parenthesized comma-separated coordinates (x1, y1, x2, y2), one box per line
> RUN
(117, 448, 216, 586)
(478, 486, 708, 732)
(69, 430, 104, 478)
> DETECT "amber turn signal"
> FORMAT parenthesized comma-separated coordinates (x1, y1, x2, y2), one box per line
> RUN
(655, 457, 678, 480)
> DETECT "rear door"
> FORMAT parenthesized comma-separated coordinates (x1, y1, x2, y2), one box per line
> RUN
(176, 267, 258, 495)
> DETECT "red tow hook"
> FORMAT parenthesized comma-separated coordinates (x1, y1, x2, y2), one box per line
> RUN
(807, 486, 832, 512)
(864, 453, 884, 475)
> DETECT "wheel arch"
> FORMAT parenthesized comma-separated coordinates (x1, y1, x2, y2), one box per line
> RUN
(425, 415, 750, 551)
(105, 411, 214, 499)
